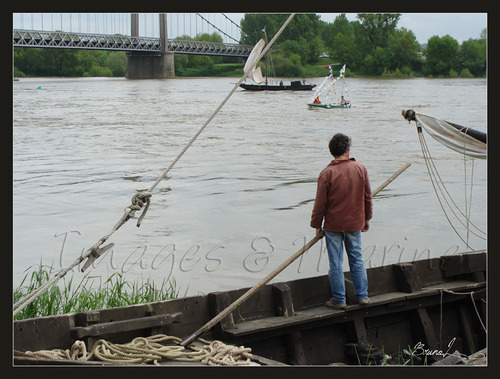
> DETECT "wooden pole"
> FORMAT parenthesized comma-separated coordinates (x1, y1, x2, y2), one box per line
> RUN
(180, 162, 411, 347)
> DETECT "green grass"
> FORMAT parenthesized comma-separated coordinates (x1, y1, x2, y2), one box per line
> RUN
(13, 262, 178, 320)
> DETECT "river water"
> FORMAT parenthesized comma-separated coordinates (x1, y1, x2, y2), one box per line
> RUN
(13, 76, 487, 297)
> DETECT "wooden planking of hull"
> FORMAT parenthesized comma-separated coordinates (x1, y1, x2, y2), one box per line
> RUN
(13, 250, 486, 366)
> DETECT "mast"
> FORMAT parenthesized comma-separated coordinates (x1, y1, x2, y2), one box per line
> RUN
(264, 29, 268, 85)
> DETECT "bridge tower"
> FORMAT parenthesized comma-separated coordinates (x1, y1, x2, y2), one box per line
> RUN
(126, 13, 175, 79)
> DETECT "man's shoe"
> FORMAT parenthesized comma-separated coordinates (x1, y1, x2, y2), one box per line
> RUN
(358, 297, 370, 305)
(324, 298, 346, 310)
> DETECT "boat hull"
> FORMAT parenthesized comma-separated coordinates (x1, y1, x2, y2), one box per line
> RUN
(308, 103, 351, 109)
(13, 251, 486, 366)
(240, 83, 316, 91)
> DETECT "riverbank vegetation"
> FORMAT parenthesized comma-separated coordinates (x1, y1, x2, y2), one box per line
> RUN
(13, 13, 486, 79)
(13, 263, 178, 320)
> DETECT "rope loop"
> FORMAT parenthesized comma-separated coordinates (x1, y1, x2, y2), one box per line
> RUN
(125, 190, 152, 227)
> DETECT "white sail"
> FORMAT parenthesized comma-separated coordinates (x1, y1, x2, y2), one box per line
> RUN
(250, 66, 264, 84)
(415, 113, 486, 159)
(244, 38, 266, 77)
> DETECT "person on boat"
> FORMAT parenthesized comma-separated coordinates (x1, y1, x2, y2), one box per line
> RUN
(314, 96, 321, 104)
(310, 133, 372, 310)
(280, 80, 284, 86)
(340, 96, 348, 107)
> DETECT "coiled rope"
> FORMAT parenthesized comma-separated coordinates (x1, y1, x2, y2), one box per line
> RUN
(13, 13, 295, 317)
(23, 334, 260, 366)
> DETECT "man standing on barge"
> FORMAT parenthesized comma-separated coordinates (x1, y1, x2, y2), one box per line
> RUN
(310, 133, 372, 309)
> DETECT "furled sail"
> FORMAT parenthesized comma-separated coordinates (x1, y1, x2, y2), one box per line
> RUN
(402, 109, 486, 159)
(250, 66, 264, 84)
(244, 38, 266, 83)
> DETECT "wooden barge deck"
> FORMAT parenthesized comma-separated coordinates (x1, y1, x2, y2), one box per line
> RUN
(13, 250, 486, 366)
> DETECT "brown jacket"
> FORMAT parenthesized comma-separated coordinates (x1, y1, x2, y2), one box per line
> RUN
(310, 158, 372, 232)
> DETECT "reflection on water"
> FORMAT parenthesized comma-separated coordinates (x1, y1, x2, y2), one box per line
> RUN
(13, 77, 487, 296)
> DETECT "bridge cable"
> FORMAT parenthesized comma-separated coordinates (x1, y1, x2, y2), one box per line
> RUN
(222, 13, 262, 43)
(13, 13, 296, 317)
(196, 13, 240, 43)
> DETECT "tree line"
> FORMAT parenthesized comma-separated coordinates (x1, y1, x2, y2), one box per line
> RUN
(13, 13, 486, 79)
(240, 13, 486, 78)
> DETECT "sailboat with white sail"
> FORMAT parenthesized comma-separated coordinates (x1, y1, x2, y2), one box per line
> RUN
(240, 31, 316, 91)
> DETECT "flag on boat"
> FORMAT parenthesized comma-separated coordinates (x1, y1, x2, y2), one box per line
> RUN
(340, 64, 346, 76)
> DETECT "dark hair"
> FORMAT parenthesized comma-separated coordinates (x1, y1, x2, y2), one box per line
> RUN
(329, 133, 351, 157)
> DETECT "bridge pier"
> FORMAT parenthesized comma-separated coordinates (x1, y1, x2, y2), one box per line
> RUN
(126, 52, 174, 79)
(126, 13, 174, 79)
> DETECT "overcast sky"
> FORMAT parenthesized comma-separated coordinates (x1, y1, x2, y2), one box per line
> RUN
(13, 12, 487, 45)
(318, 13, 487, 44)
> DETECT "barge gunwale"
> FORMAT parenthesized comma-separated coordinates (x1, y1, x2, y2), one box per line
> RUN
(13, 250, 487, 366)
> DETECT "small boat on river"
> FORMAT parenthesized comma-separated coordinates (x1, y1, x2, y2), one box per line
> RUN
(240, 80, 316, 91)
(239, 30, 315, 92)
(14, 250, 486, 366)
(308, 64, 351, 109)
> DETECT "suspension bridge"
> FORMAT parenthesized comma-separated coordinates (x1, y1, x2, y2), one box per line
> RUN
(12, 13, 255, 78)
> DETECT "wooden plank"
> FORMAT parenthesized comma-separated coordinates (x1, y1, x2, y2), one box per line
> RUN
(393, 263, 422, 293)
(223, 280, 485, 338)
(271, 283, 307, 364)
(272, 283, 294, 317)
(458, 303, 477, 355)
(440, 252, 486, 278)
(353, 316, 368, 345)
(224, 307, 346, 337)
(413, 307, 439, 349)
(70, 312, 182, 339)
(284, 329, 308, 365)
(208, 292, 235, 332)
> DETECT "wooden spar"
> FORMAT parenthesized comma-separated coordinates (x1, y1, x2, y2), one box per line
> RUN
(372, 162, 411, 197)
(180, 162, 411, 347)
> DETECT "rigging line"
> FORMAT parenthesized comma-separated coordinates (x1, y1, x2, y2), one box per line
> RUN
(196, 13, 239, 43)
(464, 152, 470, 246)
(422, 135, 485, 239)
(418, 132, 473, 249)
(13, 13, 296, 317)
(463, 142, 477, 247)
(417, 122, 486, 237)
(468, 158, 476, 239)
(148, 13, 295, 195)
(417, 131, 484, 248)
(419, 131, 484, 242)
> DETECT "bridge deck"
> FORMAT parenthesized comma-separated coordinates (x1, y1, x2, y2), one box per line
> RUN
(13, 29, 253, 57)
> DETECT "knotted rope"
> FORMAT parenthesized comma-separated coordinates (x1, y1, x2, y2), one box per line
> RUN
(13, 13, 295, 317)
(24, 334, 260, 366)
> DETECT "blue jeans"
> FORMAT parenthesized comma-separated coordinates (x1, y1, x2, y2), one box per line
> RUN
(324, 230, 368, 304)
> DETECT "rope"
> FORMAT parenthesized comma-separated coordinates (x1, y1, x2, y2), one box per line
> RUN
(415, 124, 486, 249)
(13, 14, 295, 317)
(438, 287, 487, 348)
(24, 334, 260, 366)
